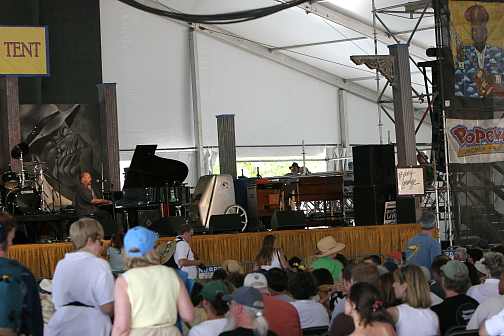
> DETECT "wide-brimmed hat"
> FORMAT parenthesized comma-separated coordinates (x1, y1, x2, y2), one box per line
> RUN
(289, 162, 300, 169)
(315, 236, 345, 257)
(222, 259, 244, 274)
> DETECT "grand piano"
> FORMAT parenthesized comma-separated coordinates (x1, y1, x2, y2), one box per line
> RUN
(115, 145, 189, 228)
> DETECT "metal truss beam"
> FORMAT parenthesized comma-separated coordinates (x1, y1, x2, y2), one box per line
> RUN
(193, 25, 386, 104)
(301, 2, 430, 58)
(269, 37, 367, 51)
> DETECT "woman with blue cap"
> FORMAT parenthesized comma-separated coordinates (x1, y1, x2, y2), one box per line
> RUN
(112, 226, 194, 336)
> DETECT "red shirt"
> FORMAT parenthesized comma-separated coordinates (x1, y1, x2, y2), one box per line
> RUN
(262, 293, 302, 336)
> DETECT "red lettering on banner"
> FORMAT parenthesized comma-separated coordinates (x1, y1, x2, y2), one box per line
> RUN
(452, 127, 467, 145)
(475, 127, 486, 143)
(487, 130, 495, 142)
(466, 131, 475, 144)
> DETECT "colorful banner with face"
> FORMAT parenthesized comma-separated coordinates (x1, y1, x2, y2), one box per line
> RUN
(449, 1, 504, 99)
(0, 26, 49, 76)
(447, 118, 504, 163)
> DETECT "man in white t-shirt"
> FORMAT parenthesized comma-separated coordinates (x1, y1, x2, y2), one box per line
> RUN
(480, 307, 504, 336)
(467, 272, 504, 330)
(174, 224, 202, 280)
(468, 252, 504, 303)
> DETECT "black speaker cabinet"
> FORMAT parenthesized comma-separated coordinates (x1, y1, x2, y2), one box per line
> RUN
(270, 210, 306, 230)
(396, 197, 416, 224)
(352, 145, 396, 186)
(151, 216, 186, 236)
(209, 214, 243, 233)
(353, 185, 396, 226)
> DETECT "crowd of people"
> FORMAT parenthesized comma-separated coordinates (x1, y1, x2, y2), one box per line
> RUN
(4, 211, 504, 335)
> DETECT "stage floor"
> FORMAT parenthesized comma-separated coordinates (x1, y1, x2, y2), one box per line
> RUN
(7, 224, 421, 279)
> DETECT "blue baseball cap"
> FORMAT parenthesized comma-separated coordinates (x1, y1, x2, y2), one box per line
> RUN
(124, 226, 158, 257)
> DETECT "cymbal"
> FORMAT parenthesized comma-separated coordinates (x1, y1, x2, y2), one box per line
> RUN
(24, 161, 49, 168)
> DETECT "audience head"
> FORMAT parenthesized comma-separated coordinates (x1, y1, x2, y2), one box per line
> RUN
(0, 213, 16, 252)
(288, 272, 318, 300)
(363, 255, 382, 266)
(244, 272, 269, 294)
(227, 272, 245, 289)
(212, 269, 228, 281)
(267, 268, 288, 294)
(178, 224, 194, 243)
(418, 211, 436, 231)
(200, 280, 232, 317)
(467, 248, 484, 264)
(69, 218, 104, 254)
(440, 260, 471, 294)
(335, 253, 349, 267)
(351, 262, 380, 288)
(481, 252, 504, 278)
(345, 282, 394, 328)
(313, 268, 334, 286)
(110, 232, 124, 249)
(491, 244, 504, 255)
(256, 234, 277, 266)
(379, 272, 399, 308)
(431, 254, 450, 283)
(341, 263, 354, 294)
(223, 286, 268, 336)
(393, 265, 431, 308)
(123, 226, 160, 269)
(315, 236, 345, 258)
(454, 247, 468, 262)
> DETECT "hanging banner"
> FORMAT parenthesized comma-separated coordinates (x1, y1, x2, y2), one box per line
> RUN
(447, 118, 504, 163)
(448, 1, 504, 99)
(0, 26, 49, 76)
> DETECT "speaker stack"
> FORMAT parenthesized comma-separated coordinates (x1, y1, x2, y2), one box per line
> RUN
(352, 145, 397, 226)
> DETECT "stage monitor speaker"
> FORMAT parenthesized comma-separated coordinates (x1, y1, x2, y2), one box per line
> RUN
(352, 145, 396, 186)
(137, 208, 162, 228)
(209, 214, 243, 233)
(270, 210, 306, 230)
(353, 185, 395, 226)
(396, 197, 416, 224)
(151, 216, 186, 236)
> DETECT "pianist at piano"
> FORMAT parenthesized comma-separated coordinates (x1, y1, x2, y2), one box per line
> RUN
(74, 171, 114, 235)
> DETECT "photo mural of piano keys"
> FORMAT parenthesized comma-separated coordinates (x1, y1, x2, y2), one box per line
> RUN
(20, 104, 102, 207)
(449, 1, 504, 99)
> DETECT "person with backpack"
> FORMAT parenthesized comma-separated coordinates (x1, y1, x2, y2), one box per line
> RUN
(174, 224, 203, 280)
(0, 212, 43, 336)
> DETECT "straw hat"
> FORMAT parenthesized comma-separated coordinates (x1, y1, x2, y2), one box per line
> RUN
(156, 240, 177, 265)
(222, 259, 244, 274)
(315, 236, 345, 257)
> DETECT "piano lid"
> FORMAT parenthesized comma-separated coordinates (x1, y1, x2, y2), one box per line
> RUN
(123, 145, 189, 189)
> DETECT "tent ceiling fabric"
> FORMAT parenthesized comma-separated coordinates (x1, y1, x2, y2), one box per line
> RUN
(153, 0, 434, 115)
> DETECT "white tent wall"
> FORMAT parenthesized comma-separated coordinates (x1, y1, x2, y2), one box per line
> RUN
(99, 0, 432, 185)
(100, 0, 198, 185)
(196, 32, 340, 165)
(346, 93, 432, 145)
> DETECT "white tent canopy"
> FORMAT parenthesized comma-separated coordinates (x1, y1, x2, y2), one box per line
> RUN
(99, 0, 434, 185)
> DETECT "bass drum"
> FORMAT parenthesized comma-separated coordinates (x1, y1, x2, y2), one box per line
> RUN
(6, 187, 41, 215)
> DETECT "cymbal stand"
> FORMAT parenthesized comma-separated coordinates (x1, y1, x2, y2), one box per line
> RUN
(19, 151, 26, 188)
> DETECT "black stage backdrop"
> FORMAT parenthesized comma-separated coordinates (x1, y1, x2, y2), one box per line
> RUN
(0, 0, 102, 104)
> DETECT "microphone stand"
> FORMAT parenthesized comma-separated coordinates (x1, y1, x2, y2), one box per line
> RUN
(55, 148, 63, 212)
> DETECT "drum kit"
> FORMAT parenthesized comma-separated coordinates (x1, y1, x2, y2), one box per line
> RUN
(0, 143, 49, 215)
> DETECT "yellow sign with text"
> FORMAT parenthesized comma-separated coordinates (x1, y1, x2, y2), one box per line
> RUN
(0, 26, 49, 76)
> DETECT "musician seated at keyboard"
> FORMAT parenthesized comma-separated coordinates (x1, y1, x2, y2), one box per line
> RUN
(286, 162, 310, 176)
(73, 172, 115, 237)
(74, 171, 111, 216)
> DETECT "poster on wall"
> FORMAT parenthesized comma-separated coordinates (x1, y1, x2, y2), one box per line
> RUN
(447, 117, 504, 163)
(20, 104, 102, 206)
(449, 1, 504, 99)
